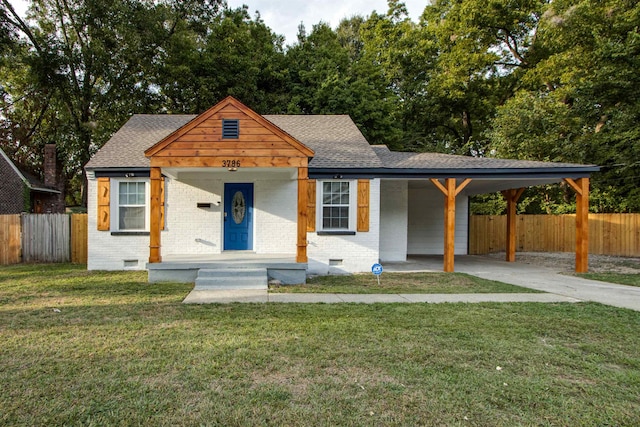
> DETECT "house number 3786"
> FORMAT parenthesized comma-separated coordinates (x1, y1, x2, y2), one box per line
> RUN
(222, 160, 241, 168)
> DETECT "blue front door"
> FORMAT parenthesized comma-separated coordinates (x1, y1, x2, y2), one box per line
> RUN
(224, 183, 254, 250)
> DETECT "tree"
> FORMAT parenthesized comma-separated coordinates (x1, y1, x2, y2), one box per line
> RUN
(0, 0, 224, 204)
(286, 19, 401, 146)
(488, 0, 640, 212)
(412, 0, 546, 155)
(3, 0, 638, 214)
(359, 1, 424, 150)
(156, 5, 289, 115)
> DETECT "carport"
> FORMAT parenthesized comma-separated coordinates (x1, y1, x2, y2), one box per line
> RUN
(312, 147, 599, 273)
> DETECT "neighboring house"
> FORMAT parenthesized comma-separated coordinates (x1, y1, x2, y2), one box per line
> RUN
(84, 97, 598, 280)
(0, 145, 65, 214)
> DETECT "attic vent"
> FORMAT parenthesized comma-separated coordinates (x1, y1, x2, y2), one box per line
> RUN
(222, 119, 239, 139)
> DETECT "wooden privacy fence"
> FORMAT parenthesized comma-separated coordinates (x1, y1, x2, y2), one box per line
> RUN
(3, 213, 639, 264)
(469, 214, 640, 257)
(0, 215, 21, 265)
(22, 214, 70, 262)
(70, 214, 88, 265)
(0, 214, 88, 265)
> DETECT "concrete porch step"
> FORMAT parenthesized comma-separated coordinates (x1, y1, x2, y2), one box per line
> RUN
(194, 268, 268, 290)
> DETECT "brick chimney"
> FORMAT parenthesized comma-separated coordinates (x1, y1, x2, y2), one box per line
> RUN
(42, 143, 65, 213)
(44, 144, 57, 188)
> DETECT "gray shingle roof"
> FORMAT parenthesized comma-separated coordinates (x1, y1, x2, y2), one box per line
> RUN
(0, 147, 59, 192)
(86, 114, 196, 169)
(86, 113, 597, 175)
(264, 115, 382, 169)
(371, 145, 591, 170)
(86, 113, 381, 169)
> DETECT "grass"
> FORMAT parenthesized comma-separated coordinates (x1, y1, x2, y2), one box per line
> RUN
(2, 264, 640, 426)
(579, 272, 640, 287)
(270, 272, 542, 294)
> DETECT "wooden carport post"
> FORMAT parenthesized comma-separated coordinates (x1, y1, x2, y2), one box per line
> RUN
(501, 188, 525, 262)
(430, 178, 472, 272)
(296, 166, 309, 263)
(564, 177, 590, 273)
(149, 167, 162, 263)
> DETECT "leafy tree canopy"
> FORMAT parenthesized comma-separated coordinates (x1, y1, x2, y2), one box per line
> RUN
(1, 0, 638, 213)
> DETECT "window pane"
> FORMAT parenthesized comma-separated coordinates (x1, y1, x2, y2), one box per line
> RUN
(322, 206, 349, 229)
(135, 182, 146, 204)
(329, 193, 342, 205)
(323, 181, 350, 205)
(323, 182, 332, 204)
(322, 207, 330, 228)
(119, 182, 145, 205)
(119, 206, 145, 230)
(335, 207, 349, 229)
(119, 182, 129, 204)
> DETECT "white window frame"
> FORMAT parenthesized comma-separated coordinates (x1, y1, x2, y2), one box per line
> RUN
(317, 180, 357, 231)
(111, 178, 150, 232)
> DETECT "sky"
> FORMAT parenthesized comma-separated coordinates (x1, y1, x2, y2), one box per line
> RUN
(227, 0, 427, 45)
(11, 0, 427, 46)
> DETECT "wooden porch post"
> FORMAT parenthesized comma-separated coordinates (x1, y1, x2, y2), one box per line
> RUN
(443, 179, 456, 272)
(564, 177, 590, 273)
(430, 178, 471, 272)
(297, 166, 308, 263)
(149, 167, 162, 263)
(501, 188, 525, 262)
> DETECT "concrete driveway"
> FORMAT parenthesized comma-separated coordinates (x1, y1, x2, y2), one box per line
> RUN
(384, 255, 640, 312)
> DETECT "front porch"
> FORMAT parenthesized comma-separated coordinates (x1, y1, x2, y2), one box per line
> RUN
(144, 97, 315, 268)
(147, 252, 306, 284)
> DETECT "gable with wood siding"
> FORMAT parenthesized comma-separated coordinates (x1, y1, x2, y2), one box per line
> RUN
(145, 97, 314, 169)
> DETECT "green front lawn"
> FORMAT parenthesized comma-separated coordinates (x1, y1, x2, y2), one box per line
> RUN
(2, 264, 640, 426)
(579, 272, 640, 287)
(270, 272, 541, 293)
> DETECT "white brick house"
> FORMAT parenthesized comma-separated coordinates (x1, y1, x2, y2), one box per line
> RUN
(85, 97, 598, 281)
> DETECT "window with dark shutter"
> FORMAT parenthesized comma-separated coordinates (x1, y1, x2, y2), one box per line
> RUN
(222, 119, 239, 138)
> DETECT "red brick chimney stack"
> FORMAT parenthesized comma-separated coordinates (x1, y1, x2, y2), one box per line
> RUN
(44, 144, 57, 188)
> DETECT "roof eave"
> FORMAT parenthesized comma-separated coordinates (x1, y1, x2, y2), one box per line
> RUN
(0, 148, 62, 192)
(0, 147, 28, 183)
(85, 167, 151, 178)
(309, 166, 600, 179)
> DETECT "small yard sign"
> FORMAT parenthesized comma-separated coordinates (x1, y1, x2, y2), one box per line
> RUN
(371, 263, 383, 286)
(371, 263, 383, 275)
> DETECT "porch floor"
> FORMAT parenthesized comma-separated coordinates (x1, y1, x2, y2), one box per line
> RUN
(159, 252, 297, 265)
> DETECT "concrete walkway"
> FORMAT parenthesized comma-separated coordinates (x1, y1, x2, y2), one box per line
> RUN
(183, 255, 640, 311)
(183, 289, 579, 304)
(386, 255, 640, 312)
